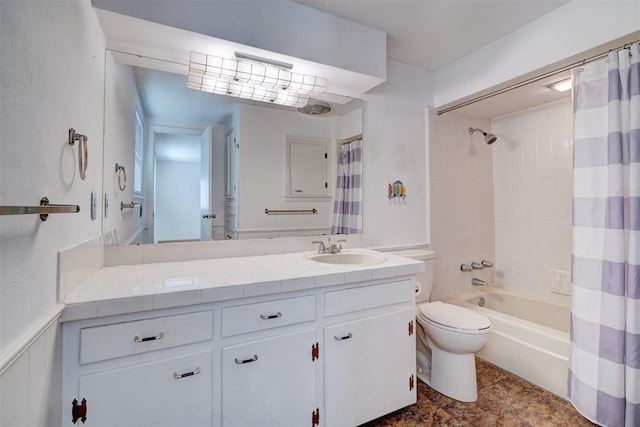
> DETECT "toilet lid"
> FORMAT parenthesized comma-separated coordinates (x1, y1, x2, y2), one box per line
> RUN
(418, 301, 491, 331)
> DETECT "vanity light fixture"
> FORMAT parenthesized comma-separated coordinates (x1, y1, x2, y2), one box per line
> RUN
(548, 78, 572, 92)
(186, 51, 326, 108)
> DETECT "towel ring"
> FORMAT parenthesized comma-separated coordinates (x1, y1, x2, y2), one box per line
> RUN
(115, 163, 127, 191)
(69, 128, 88, 180)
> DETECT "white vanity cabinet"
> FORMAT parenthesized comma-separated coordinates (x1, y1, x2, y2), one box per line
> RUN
(63, 274, 417, 427)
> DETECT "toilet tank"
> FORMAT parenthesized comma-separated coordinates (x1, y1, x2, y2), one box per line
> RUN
(387, 249, 435, 304)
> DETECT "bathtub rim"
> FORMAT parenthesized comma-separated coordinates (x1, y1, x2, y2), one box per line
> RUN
(443, 287, 570, 343)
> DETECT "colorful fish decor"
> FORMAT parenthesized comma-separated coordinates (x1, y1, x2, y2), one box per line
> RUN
(388, 180, 407, 204)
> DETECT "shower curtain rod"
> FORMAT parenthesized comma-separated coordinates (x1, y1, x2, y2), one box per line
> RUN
(436, 39, 639, 116)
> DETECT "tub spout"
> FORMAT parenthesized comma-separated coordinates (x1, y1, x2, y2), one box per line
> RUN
(472, 277, 489, 287)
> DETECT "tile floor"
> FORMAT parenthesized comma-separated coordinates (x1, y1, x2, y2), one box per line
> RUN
(365, 358, 594, 426)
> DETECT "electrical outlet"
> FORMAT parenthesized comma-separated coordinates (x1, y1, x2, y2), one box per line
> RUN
(550, 269, 571, 295)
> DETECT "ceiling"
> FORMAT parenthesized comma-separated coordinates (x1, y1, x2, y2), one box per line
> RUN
(291, 0, 570, 71)
(290, 0, 576, 118)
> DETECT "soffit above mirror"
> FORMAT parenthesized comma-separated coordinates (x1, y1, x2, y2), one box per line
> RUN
(93, 7, 386, 97)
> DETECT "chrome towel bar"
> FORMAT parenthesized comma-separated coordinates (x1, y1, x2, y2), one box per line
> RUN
(121, 201, 141, 210)
(265, 208, 317, 214)
(121, 201, 143, 217)
(0, 197, 80, 221)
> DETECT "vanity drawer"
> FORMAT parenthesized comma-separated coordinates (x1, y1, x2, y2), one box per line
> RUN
(80, 311, 213, 364)
(222, 295, 315, 337)
(325, 280, 413, 317)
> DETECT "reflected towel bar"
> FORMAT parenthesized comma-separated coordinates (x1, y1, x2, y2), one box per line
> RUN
(121, 201, 141, 210)
(265, 208, 317, 214)
(0, 197, 80, 221)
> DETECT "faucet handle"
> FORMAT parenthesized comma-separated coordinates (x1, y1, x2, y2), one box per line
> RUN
(311, 241, 326, 253)
(471, 261, 484, 270)
(460, 264, 473, 272)
(336, 239, 347, 250)
(481, 260, 493, 267)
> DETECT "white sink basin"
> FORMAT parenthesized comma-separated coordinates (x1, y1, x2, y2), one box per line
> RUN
(304, 251, 387, 266)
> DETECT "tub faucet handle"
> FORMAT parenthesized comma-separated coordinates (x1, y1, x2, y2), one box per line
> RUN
(481, 260, 493, 267)
(471, 261, 484, 270)
(460, 264, 473, 272)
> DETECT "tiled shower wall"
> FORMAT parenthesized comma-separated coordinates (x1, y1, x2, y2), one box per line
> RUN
(428, 110, 495, 301)
(491, 98, 573, 303)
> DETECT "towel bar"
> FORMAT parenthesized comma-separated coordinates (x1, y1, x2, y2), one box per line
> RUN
(0, 197, 80, 221)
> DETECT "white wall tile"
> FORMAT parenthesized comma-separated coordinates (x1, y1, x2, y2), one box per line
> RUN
(428, 110, 495, 300)
(492, 98, 573, 299)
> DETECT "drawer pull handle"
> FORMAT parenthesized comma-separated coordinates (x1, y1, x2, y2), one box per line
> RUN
(260, 312, 283, 320)
(173, 367, 201, 379)
(133, 332, 165, 343)
(234, 354, 259, 365)
(334, 333, 353, 341)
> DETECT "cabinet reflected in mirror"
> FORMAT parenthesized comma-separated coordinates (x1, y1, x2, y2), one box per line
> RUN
(102, 50, 363, 245)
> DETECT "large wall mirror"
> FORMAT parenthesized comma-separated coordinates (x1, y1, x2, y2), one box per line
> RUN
(102, 48, 363, 246)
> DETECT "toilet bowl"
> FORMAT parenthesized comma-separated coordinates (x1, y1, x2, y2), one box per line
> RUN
(416, 301, 491, 402)
(388, 249, 492, 402)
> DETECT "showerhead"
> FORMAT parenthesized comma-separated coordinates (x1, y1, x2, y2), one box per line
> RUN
(468, 127, 497, 145)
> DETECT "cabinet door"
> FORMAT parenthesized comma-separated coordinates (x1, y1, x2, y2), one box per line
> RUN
(75, 350, 212, 427)
(222, 329, 317, 427)
(324, 308, 415, 427)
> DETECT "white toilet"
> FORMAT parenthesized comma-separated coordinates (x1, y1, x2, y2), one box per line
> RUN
(391, 249, 492, 402)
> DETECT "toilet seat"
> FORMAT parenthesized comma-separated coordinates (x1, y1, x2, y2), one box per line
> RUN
(417, 301, 491, 334)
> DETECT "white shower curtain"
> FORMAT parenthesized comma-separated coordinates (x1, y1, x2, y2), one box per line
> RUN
(569, 42, 639, 427)
(331, 140, 362, 234)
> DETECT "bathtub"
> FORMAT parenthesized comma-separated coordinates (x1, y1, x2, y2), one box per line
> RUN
(445, 288, 570, 398)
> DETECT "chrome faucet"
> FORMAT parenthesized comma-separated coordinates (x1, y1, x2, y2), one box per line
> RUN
(311, 238, 347, 254)
(471, 277, 489, 287)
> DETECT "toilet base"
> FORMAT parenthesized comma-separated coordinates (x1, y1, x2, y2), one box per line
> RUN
(426, 338, 479, 402)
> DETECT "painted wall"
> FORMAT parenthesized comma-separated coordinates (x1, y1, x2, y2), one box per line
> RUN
(0, 0, 105, 424)
(491, 98, 573, 303)
(103, 54, 144, 245)
(434, 0, 640, 107)
(338, 107, 363, 139)
(427, 111, 495, 301)
(155, 160, 201, 242)
(361, 60, 432, 248)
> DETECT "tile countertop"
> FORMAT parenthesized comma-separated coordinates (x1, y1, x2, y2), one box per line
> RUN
(61, 249, 424, 322)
